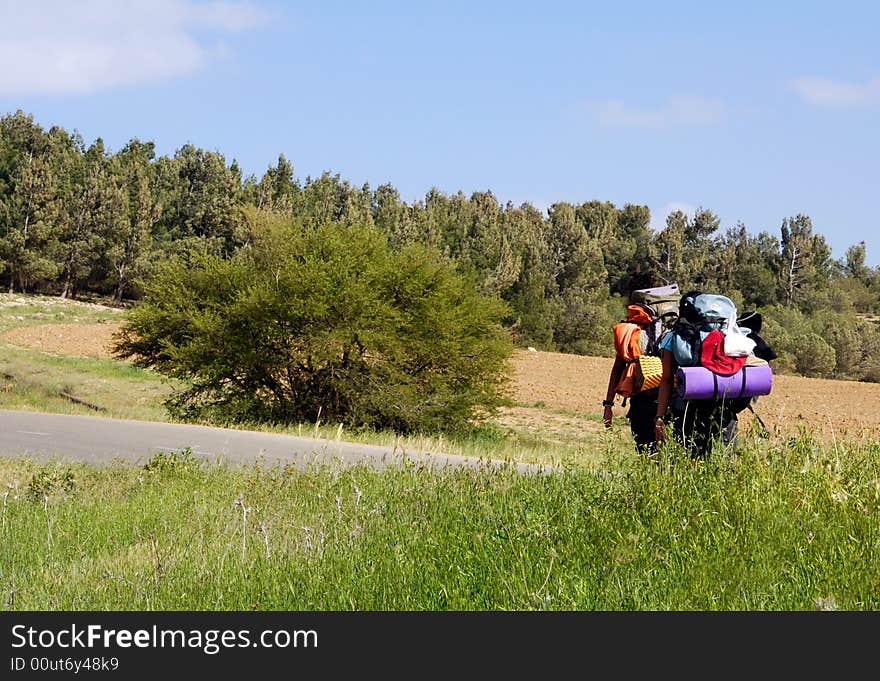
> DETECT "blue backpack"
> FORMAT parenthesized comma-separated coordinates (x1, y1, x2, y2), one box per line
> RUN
(669, 292, 739, 367)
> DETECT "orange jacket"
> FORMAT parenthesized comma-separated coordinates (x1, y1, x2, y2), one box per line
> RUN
(612, 305, 654, 398)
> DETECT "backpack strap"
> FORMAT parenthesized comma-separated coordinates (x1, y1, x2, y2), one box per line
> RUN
(747, 402, 769, 437)
(710, 366, 749, 400)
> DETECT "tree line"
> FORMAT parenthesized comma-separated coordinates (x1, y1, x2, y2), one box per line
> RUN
(3, 109, 879, 382)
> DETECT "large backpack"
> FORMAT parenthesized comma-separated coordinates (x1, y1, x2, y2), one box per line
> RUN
(669, 291, 739, 367)
(630, 283, 681, 325)
(668, 291, 775, 411)
(612, 284, 680, 400)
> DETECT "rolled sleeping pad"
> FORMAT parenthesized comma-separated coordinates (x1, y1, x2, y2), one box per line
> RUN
(675, 363, 773, 400)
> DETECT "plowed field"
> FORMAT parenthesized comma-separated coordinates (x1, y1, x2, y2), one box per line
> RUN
(1, 322, 122, 359)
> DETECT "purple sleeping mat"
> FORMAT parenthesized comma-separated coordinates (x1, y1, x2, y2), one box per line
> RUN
(676, 364, 773, 400)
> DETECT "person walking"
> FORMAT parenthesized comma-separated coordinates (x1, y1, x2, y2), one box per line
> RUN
(603, 354, 659, 455)
(652, 291, 753, 457)
(602, 285, 678, 455)
(652, 335, 740, 457)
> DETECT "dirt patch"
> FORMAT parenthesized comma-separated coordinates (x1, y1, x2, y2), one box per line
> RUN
(1, 322, 123, 360)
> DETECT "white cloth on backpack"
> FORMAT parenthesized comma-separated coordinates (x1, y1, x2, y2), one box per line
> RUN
(723, 321, 756, 357)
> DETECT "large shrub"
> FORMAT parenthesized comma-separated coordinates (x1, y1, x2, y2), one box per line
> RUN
(113, 219, 513, 433)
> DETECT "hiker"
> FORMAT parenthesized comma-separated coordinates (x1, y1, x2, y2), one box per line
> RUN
(653, 291, 774, 457)
(604, 355, 659, 455)
(653, 339, 741, 456)
(603, 284, 680, 455)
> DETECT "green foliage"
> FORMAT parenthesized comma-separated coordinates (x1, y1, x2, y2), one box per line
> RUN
(605, 203, 653, 296)
(809, 309, 867, 379)
(142, 448, 201, 475)
(113, 219, 513, 433)
(160, 144, 245, 247)
(859, 335, 880, 382)
(506, 272, 556, 349)
(715, 225, 780, 309)
(54, 138, 120, 298)
(247, 153, 299, 215)
(761, 304, 880, 380)
(543, 202, 613, 354)
(778, 214, 833, 311)
(833, 277, 876, 314)
(792, 332, 837, 377)
(844, 241, 870, 283)
(25, 466, 75, 501)
(0, 111, 64, 292)
(103, 141, 159, 303)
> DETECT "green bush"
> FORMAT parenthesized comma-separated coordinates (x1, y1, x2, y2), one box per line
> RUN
(792, 332, 837, 377)
(113, 219, 513, 433)
(762, 305, 868, 380)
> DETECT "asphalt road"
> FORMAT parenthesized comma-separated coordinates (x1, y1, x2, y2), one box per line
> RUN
(0, 409, 549, 475)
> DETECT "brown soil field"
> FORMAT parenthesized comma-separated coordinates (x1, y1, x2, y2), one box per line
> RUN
(4, 321, 880, 442)
(1, 322, 122, 359)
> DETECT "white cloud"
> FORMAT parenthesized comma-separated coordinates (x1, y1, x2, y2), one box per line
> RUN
(650, 202, 696, 231)
(0, 0, 269, 96)
(790, 75, 880, 108)
(595, 96, 724, 129)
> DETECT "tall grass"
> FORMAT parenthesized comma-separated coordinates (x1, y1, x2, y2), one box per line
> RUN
(2, 432, 878, 611)
(0, 344, 172, 421)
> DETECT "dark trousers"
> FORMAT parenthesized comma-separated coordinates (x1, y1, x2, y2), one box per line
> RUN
(669, 399, 739, 458)
(626, 391, 659, 455)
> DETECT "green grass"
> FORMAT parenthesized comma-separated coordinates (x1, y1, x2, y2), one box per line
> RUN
(0, 293, 123, 332)
(0, 344, 172, 421)
(2, 433, 878, 610)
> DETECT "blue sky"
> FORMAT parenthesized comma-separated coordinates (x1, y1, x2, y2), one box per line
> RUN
(1, 0, 878, 263)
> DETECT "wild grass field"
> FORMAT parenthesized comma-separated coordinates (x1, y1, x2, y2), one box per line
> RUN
(3, 438, 878, 610)
(1, 293, 879, 610)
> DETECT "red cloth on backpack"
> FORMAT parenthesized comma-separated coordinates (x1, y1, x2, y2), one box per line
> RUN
(700, 330, 747, 375)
